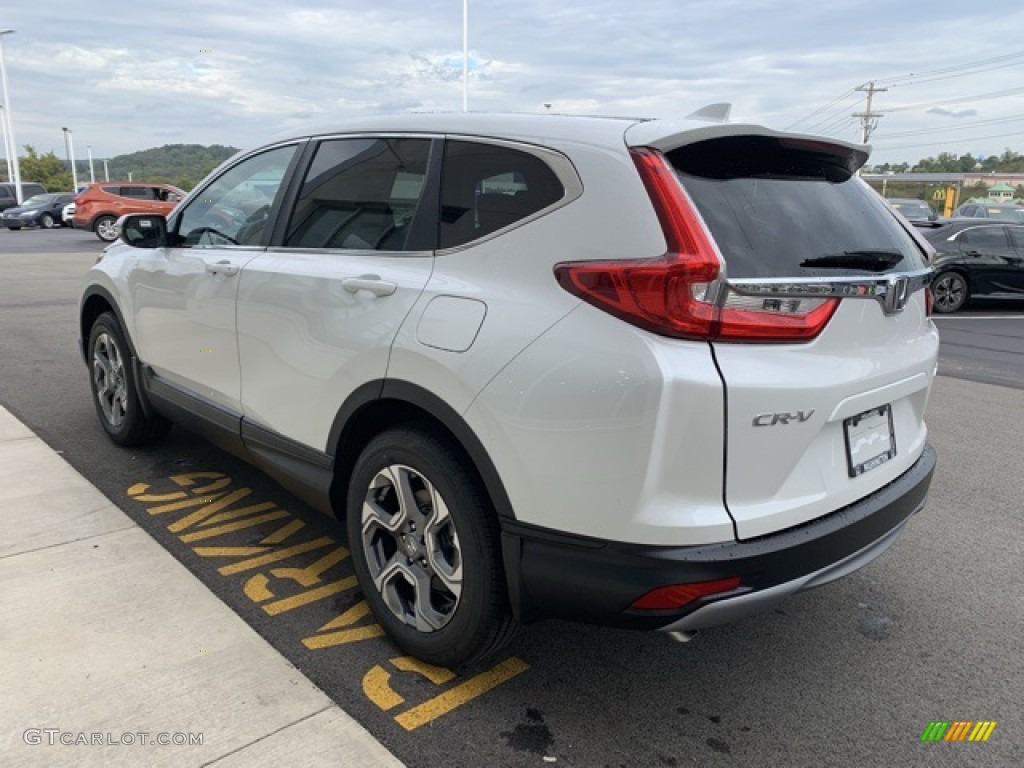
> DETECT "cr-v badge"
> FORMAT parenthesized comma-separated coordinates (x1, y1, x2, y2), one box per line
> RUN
(752, 410, 815, 427)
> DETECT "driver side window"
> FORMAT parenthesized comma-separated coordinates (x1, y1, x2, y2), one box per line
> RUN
(177, 145, 297, 247)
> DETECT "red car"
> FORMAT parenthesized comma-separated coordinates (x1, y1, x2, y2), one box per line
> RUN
(73, 182, 185, 241)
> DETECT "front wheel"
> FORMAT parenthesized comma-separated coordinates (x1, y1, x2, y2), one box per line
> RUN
(39, 213, 56, 229)
(87, 312, 171, 446)
(931, 271, 968, 313)
(94, 215, 118, 242)
(346, 427, 517, 668)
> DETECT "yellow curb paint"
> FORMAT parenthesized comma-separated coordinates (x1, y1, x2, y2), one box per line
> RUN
(394, 657, 530, 731)
(262, 577, 358, 615)
(180, 510, 290, 542)
(217, 537, 335, 575)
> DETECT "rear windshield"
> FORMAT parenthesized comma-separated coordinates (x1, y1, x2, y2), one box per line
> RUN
(668, 137, 929, 278)
(981, 207, 1024, 222)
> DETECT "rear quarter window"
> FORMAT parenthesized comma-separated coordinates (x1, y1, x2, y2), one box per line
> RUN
(440, 141, 564, 249)
(668, 136, 929, 279)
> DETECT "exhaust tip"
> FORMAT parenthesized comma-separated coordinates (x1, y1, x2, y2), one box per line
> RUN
(667, 630, 697, 643)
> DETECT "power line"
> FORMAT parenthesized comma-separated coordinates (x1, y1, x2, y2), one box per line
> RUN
(803, 95, 862, 132)
(879, 114, 1024, 139)
(876, 50, 1024, 85)
(884, 85, 1024, 113)
(871, 129, 1024, 151)
(784, 88, 856, 130)
(885, 59, 1024, 88)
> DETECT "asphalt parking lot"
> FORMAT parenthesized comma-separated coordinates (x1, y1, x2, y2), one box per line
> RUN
(1, 227, 1022, 767)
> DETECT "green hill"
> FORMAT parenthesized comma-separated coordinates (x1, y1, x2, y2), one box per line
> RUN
(74, 143, 239, 191)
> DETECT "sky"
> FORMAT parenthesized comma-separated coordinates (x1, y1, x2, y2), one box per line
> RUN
(2, 0, 1024, 167)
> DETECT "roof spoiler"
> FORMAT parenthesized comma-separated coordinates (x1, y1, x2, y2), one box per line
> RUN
(684, 103, 732, 123)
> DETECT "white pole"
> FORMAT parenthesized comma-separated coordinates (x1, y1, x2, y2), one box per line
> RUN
(87, 145, 95, 184)
(0, 105, 14, 186)
(462, 0, 468, 112)
(128, 172, 132, 182)
(0, 29, 23, 203)
(66, 128, 79, 191)
(103, 159, 109, 182)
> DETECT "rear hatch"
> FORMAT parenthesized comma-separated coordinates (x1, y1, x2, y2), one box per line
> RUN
(629, 123, 938, 540)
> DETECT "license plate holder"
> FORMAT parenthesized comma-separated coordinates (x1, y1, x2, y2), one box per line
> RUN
(843, 404, 896, 478)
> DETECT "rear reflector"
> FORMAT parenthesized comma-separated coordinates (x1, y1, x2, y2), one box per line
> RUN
(630, 576, 743, 610)
(554, 147, 839, 342)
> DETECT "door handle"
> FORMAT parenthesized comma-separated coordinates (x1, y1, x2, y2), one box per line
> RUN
(342, 275, 397, 297)
(206, 260, 239, 277)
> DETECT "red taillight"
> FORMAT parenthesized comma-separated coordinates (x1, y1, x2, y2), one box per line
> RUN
(924, 285, 934, 316)
(553, 147, 839, 343)
(630, 576, 743, 610)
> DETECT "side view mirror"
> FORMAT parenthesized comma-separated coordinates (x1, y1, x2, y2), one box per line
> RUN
(119, 213, 168, 248)
(928, 211, 938, 221)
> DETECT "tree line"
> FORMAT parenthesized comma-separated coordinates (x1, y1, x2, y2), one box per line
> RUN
(864, 148, 1024, 174)
(1, 143, 239, 193)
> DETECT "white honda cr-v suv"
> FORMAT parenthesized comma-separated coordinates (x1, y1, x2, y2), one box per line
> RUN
(80, 113, 938, 667)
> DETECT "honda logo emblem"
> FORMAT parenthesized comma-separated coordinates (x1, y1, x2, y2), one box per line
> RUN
(882, 276, 911, 315)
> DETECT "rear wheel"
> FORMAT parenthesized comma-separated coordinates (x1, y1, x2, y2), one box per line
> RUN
(88, 312, 170, 446)
(39, 213, 56, 229)
(346, 426, 517, 668)
(931, 271, 968, 313)
(94, 215, 118, 242)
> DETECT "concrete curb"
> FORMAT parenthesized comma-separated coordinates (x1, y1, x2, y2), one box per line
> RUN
(0, 405, 403, 767)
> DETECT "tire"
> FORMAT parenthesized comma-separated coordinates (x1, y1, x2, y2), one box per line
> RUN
(346, 426, 518, 668)
(6, 226, 20, 230)
(931, 271, 968, 313)
(39, 213, 56, 229)
(87, 312, 171, 446)
(94, 215, 118, 242)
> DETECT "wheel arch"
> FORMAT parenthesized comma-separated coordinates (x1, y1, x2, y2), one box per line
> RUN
(81, 287, 122, 362)
(80, 286, 158, 420)
(328, 379, 516, 525)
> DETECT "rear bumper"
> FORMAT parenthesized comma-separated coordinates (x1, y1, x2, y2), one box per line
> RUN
(502, 443, 936, 629)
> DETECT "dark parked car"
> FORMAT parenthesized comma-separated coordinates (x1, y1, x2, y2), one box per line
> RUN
(888, 197, 937, 223)
(923, 220, 1024, 312)
(953, 202, 1024, 223)
(1, 193, 76, 230)
(0, 182, 47, 212)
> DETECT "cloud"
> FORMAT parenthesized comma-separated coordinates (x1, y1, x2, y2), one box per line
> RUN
(3, 0, 1024, 167)
(926, 107, 978, 118)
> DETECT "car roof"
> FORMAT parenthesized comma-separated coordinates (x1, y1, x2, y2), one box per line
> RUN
(258, 111, 867, 157)
(924, 218, 1024, 237)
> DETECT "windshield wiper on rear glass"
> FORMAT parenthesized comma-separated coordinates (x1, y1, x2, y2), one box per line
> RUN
(800, 249, 904, 272)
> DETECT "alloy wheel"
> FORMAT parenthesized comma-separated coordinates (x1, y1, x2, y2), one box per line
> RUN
(932, 273, 965, 312)
(360, 464, 463, 632)
(96, 217, 118, 241)
(92, 332, 128, 428)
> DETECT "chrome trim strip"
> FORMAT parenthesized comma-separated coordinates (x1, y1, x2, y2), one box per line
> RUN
(726, 268, 933, 315)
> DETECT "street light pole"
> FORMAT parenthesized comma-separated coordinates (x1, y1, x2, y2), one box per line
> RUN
(87, 144, 95, 184)
(62, 127, 79, 192)
(462, 0, 468, 112)
(0, 29, 23, 203)
(103, 159, 109, 182)
(0, 105, 14, 186)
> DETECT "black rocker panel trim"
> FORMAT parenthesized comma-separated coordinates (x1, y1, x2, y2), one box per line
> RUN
(141, 368, 248, 460)
(241, 420, 335, 516)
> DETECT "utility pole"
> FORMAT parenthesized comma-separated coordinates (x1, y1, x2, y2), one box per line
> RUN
(853, 81, 887, 144)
